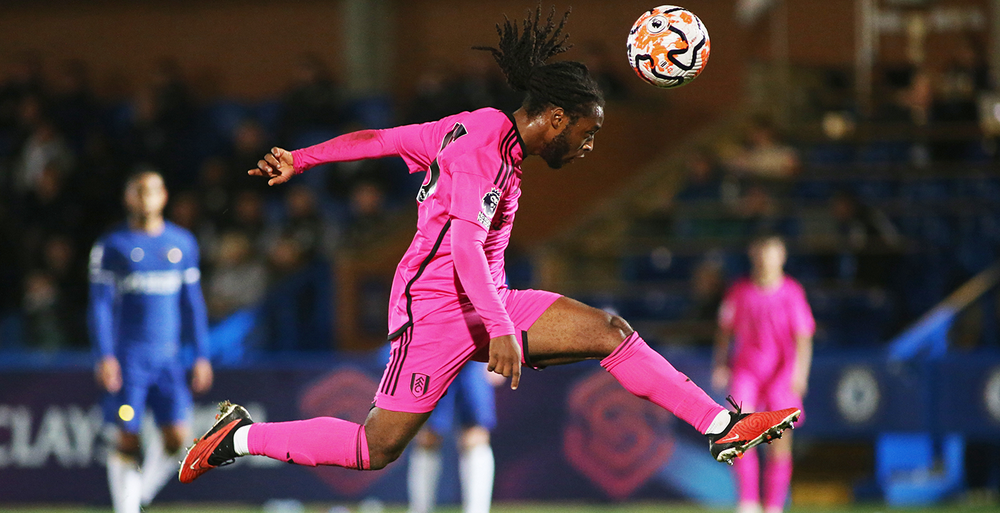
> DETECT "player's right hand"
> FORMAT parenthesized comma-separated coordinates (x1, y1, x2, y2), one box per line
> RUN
(248, 147, 295, 186)
(96, 355, 122, 393)
(487, 334, 521, 390)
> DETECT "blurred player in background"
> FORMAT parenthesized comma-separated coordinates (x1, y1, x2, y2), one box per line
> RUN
(712, 235, 815, 513)
(180, 6, 800, 485)
(409, 362, 500, 513)
(89, 170, 213, 513)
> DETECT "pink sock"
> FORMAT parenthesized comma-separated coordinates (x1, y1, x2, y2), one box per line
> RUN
(734, 447, 761, 504)
(247, 418, 370, 470)
(600, 332, 726, 433)
(763, 455, 792, 511)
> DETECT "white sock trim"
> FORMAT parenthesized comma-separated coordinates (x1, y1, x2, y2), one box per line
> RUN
(706, 410, 732, 435)
(233, 425, 252, 456)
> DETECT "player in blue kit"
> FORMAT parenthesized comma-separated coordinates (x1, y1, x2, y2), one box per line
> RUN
(88, 170, 213, 513)
(409, 362, 499, 513)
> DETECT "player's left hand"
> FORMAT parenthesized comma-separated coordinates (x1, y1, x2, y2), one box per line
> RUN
(191, 357, 213, 394)
(487, 334, 521, 390)
(792, 369, 808, 397)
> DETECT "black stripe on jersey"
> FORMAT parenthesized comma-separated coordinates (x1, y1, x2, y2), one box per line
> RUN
(493, 127, 516, 185)
(498, 133, 519, 190)
(355, 425, 364, 470)
(381, 331, 403, 395)
(382, 219, 453, 395)
(388, 327, 412, 396)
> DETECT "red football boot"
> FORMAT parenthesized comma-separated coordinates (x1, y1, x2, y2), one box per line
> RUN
(179, 401, 253, 483)
(708, 396, 800, 465)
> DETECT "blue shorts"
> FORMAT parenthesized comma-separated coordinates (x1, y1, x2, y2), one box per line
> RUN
(102, 355, 191, 433)
(426, 361, 496, 433)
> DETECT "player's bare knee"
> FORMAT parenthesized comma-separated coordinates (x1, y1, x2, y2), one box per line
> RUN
(415, 428, 442, 449)
(594, 315, 633, 355)
(116, 433, 141, 459)
(367, 441, 407, 470)
(460, 426, 490, 450)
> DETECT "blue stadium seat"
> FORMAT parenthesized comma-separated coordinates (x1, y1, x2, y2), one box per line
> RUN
(876, 432, 965, 506)
(856, 141, 910, 164)
(804, 142, 855, 166)
(853, 178, 897, 201)
(792, 179, 832, 200)
(204, 100, 249, 141)
(621, 250, 698, 282)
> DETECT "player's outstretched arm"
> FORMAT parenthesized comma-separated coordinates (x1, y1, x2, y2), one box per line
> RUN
(250, 127, 423, 186)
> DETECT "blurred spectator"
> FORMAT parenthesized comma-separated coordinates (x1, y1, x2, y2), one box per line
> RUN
(876, 67, 933, 127)
(688, 257, 726, 322)
(733, 184, 779, 236)
(264, 184, 335, 260)
(452, 52, 522, 113)
(168, 190, 218, 259)
(74, 131, 128, 240)
(21, 233, 87, 350)
(725, 117, 800, 179)
(20, 164, 83, 252)
(0, 203, 24, 313)
(327, 148, 396, 203)
(120, 87, 172, 173)
(344, 181, 392, 249)
(828, 190, 902, 288)
(22, 269, 65, 350)
(262, 233, 334, 351)
(221, 189, 267, 251)
(12, 117, 74, 195)
(580, 41, 629, 101)
(227, 119, 271, 188)
(829, 190, 901, 252)
(0, 51, 46, 134)
(205, 231, 268, 320)
(49, 59, 99, 153)
(406, 65, 464, 124)
(280, 52, 343, 138)
(675, 149, 727, 202)
(197, 157, 234, 227)
(149, 57, 194, 134)
(933, 34, 990, 124)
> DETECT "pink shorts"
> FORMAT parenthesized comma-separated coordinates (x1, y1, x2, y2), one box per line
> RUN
(729, 370, 805, 424)
(374, 288, 561, 413)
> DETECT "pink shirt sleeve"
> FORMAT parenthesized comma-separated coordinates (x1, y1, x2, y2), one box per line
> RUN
(449, 169, 500, 231)
(451, 218, 515, 339)
(290, 123, 437, 174)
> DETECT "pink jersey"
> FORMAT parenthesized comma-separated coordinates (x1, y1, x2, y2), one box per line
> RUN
(292, 108, 523, 340)
(718, 276, 815, 382)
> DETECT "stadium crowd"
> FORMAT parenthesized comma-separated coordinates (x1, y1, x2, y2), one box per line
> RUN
(1, 45, 996, 355)
(0, 51, 535, 353)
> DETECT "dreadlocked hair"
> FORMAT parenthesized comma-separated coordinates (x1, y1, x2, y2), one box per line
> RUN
(474, 4, 604, 119)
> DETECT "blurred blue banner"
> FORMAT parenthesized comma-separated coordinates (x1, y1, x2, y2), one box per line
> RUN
(1, 349, 998, 504)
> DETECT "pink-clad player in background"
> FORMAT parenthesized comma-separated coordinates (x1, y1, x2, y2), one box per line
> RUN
(179, 6, 801, 485)
(713, 235, 815, 513)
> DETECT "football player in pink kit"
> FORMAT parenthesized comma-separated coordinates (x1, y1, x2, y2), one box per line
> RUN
(712, 235, 815, 513)
(180, 6, 800, 485)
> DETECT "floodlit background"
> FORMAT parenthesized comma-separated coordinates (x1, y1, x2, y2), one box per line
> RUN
(1, 0, 999, 511)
